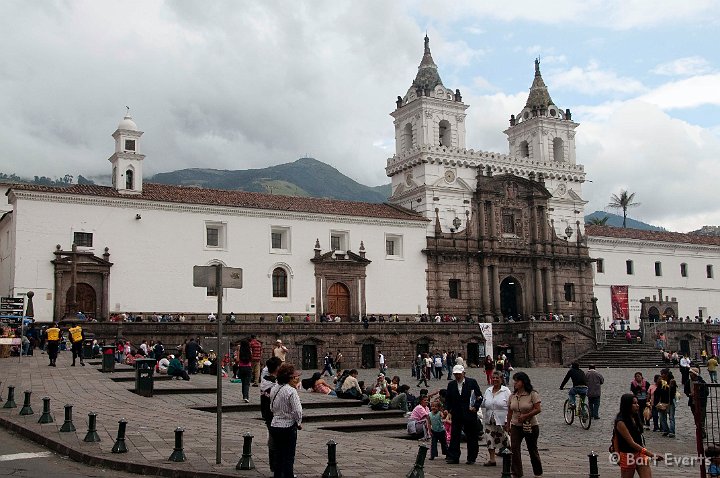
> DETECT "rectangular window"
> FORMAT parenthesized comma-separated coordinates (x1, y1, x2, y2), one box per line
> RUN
(205, 222, 226, 249)
(385, 234, 403, 259)
(708, 265, 714, 279)
(124, 139, 136, 151)
(270, 226, 291, 252)
(564, 283, 575, 302)
(330, 230, 348, 252)
(596, 258, 604, 273)
(654, 261, 662, 277)
(206, 227, 219, 247)
(626, 260, 634, 275)
(502, 212, 515, 234)
(449, 279, 461, 299)
(680, 263, 688, 277)
(73, 232, 93, 247)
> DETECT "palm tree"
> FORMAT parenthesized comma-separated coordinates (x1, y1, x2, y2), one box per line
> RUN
(586, 216, 609, 226)
(608, 190, 640, 228)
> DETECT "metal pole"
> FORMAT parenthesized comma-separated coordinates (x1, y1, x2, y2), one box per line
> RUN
(588, 451, 599, 478)
(216, 264, 223, 465)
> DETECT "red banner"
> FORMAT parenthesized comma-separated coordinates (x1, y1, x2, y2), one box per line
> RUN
(610, 285, 629, 320)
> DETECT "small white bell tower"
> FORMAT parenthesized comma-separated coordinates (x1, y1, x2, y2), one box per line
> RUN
(108, 108, 144, 194)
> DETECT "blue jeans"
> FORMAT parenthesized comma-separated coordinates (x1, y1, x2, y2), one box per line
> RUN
(588, 396, 601, 419)
(710, 371, 718, 383)
(568, 386, 588, 406)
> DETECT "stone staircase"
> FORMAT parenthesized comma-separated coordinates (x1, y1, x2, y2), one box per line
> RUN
(574, 332, 665, 368)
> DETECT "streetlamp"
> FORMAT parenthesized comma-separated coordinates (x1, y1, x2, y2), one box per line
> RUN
(564, 224, 573, 240)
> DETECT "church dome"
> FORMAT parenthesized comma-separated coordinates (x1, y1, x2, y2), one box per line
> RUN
(117, 114, 138, 131)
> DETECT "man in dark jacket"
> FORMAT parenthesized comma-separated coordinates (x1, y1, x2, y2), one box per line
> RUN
(559, 361, 588, 408)
(185, 338, 202, 374)
(445, 364, 482, 465)
(260, 357, 282, 473)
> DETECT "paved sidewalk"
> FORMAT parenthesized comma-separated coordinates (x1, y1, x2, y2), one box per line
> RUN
(0, 352, 705, 477)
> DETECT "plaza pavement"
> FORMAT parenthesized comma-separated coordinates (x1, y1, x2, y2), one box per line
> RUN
(0, 350, 706, 477)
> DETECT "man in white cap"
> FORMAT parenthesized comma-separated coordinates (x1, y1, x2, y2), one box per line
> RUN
(445, 364, 482, 465)
(273, 339, 288, 362)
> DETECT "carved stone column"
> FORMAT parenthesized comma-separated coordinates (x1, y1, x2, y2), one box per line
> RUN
(492, 265, 501, 317)
(534, 266, 543, 314)
(481, 263, 491, 319)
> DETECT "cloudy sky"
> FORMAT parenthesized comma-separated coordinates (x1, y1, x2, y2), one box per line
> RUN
(1, 1, 719, 232)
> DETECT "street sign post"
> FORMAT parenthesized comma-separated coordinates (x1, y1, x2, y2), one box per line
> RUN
(192, 265, 243, 465)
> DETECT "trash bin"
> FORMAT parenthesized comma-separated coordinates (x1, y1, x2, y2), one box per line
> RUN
(82, 333, 95, 359)
(135, 358, 157, 397)
(102, 345, 115, 373)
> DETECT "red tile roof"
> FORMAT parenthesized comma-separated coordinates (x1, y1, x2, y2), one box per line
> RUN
(586, 225, 720, 246)
(8, 183, 428, 222)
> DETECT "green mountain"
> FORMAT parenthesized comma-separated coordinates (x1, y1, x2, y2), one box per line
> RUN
(149, 157, 391, 203)
(584, 211, 665, 231)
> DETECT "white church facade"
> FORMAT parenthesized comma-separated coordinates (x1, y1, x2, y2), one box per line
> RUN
(1, 36, 719, 326)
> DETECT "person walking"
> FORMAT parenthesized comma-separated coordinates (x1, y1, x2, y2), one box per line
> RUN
(378, 351, 386, 374)
(417, 353, 430, 388)
(482, 371, 511, 466)
(269, 363, 303, 478)
(631, 372, 650, 428)
(586, 364, 604, 420)
(445, 365, 482, 465)
(505, 372, 543, 478)
(249, 335, 263, 386)
(708, 355, 718, 384)
(657, 368, 677, 438)
(483, 355, 495, 385)
(612, 393, 663, 477)
(68, 323, 85, 366)
(679, 354, 691, 385)
(648, 375, 661, 432)
(321, 352, 334, 377)
(335, 350, 343, 372)
(236, 339, 253, 403)
(45, 323, 61, 367)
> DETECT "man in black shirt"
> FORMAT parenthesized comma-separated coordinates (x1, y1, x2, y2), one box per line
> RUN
(559, 362, 588, 407)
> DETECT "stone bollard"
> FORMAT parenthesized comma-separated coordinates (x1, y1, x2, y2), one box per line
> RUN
(588, 451, 599, 478)
(19, 391, 33, 416)
(59, 404, 76, 432)
(38, 397, 53, 424)
(500, 448, 512, 478)
(321, 440, 341, 478)
(111, 419, 128, 453)
(84, 412, 101, 442)
(2, 386, 16, 408)
(168, 427, 186, 462)
(406, 443, 428, 478)
(235, 433, 255, 470)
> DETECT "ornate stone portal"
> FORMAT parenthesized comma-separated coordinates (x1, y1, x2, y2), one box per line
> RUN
(425, 172, 594, 322)
(52, 245, 113, 321)
(311, 240, 371, 319)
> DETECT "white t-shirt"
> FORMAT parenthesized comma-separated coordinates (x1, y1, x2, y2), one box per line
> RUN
(379, 353, 385, 364)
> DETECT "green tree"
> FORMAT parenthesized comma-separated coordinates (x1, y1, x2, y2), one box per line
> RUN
(586, 216, 609, 226)
(608, 190, 640, 228)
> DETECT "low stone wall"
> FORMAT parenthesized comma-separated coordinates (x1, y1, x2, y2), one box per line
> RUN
(82, 320, 598, 369)
(644, 322, 720, 357)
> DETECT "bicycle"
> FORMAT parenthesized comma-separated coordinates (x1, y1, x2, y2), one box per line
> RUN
(563, 391, 592, 429)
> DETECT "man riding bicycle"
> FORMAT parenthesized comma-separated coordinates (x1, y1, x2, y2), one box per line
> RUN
(559, 362, 588, 407)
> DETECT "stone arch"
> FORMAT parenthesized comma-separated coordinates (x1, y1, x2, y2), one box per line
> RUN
(439, 119, 452, 147)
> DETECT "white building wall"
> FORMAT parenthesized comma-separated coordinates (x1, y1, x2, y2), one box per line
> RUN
(589, 237, 720, 329)
(10, 194, 429, 322)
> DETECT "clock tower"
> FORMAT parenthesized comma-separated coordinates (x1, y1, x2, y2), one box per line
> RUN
(108, 110, 145, 195)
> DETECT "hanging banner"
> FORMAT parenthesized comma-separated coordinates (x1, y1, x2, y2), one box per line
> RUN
(479, 323, 494, 361)
(610, 285, 629, 320)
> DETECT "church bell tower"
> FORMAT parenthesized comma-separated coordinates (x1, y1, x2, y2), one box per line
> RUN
(108, 110, 144, 194)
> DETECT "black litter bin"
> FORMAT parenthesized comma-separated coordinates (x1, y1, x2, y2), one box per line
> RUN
(82, 333, 95, 359)
(135, 358, 157, 397)
(102, 345, 115, 373)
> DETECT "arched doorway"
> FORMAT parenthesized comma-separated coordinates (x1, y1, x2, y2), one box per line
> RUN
(663, 307, 676, 320)
(327, 282, 350, 318)
(302, 344, 318, 370)
(648, 307, 660, 322)
(500, 277, 522, 318)
(66, 283, 96, 319)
